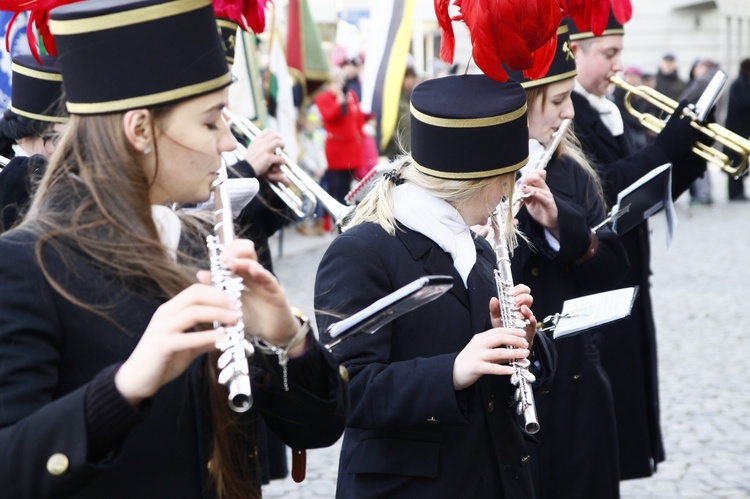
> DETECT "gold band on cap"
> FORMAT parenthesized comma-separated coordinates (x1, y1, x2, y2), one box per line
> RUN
(520, 69, 577, 89)
(9, 106, 68, 123)
(411, 155, 529, 179)
(410, 102, 527, 129)
(49, 0, 209, 35)
(216, 18, 238, 30)
(11, 63, 63, 82)
(569, 28, 625, 41)
(65, 72, 232, 114)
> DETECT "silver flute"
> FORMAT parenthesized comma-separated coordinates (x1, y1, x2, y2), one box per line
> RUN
(510, 118, 572, 217)
(208, 160, 254, 413)
(491, 210, 540, 434)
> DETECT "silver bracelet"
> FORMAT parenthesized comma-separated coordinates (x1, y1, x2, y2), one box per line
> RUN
(252, 308, 311, 391)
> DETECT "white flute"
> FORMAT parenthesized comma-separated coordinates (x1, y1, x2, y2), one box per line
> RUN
(208, 161, 254, 413)
(491, 210, 540, 434)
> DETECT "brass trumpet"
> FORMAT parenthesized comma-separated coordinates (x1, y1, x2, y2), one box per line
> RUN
(222, 109, 355, 227)
(610, 75, 750, 178)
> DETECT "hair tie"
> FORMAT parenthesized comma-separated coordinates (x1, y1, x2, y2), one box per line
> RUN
(383, 169, 403, 186)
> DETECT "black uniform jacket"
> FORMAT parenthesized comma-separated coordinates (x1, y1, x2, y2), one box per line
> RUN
(0, 227, 347, 498)
(513, 155, 629, 498)
(572, 92, 705, 479)
(315, 222, 556, 499)
(0, 154, 47, 232)
(231, 159, 293, 273)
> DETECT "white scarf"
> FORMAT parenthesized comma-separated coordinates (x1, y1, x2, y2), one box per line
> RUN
(151, 205, 182, 261)
(574, 80, 624, 137)
(520, 139, 546, 175)
(392, 183, 475, 287)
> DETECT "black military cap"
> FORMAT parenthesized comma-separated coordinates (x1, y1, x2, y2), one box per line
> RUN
(49, 0, 232, 114)
(216, 17, 239, 65)
(10, 54, 67, 123)
(409, 74, 528, 179)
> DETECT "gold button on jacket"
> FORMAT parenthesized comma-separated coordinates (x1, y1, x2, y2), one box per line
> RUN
(338, 365, 349, 383)
(46, 453, 69, 475)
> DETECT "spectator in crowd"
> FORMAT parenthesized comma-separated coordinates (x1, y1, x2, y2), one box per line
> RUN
(655, 53, 687, 101)
(383, 66, 418, 160)
(314, 66, 365, 228)
(723, 57, 750, 201)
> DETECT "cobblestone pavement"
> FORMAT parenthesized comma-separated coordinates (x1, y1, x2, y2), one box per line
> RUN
(262, 167, 750, 498)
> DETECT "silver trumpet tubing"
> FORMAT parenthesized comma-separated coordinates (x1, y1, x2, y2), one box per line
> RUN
(491, 210, 540, 434)
(222, 109, 355, 227)
(510, 118, 572, 217)
(0, 155, 9, 169)
(208, 161, 254, 413)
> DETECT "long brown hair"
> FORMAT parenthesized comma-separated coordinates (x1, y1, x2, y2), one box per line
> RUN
(25, 107, 260, 499)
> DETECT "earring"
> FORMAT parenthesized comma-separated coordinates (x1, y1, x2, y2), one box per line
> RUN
(143, 146, 152, 155)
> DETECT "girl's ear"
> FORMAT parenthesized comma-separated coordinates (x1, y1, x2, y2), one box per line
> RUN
(123, 109, 153, 154)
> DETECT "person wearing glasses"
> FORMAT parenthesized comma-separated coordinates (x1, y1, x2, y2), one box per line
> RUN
(0, 54, 68, 231)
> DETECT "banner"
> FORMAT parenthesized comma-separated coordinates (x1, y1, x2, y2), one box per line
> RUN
(266, 28, 299, 162)
(359, 0, 416, 151)
(286, 0, 329, 103)
(229, 30, 267, 127)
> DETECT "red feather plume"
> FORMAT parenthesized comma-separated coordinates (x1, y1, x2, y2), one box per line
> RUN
(436, 0, 561, 82)
(213, 0, 271, 35)
(610, 0, 632, 25)
(561, 0, 632, 36)
(434, 0, 455, 64)
(0, 0, 82, 63)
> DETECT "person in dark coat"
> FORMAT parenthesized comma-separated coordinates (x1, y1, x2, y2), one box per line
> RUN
(655, 54, 687, 102)
(505, 22, 629, 499)
(315, 74, 557, 498)
(0, 54, 68, 232)
(0, 2, 347, 498)
(723, 58, 750, 201)
(568, 16, 707, 480)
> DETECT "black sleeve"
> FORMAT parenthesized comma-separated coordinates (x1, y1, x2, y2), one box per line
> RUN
(250, 333, 348, 450)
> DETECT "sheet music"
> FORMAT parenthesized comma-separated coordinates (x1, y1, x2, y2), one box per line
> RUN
(325, 276, 453, 348)
(612, 163, 676, 241)
(552, 287, 639, 339)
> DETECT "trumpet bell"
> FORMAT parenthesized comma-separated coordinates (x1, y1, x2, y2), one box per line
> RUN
(610, 75, 749, 178)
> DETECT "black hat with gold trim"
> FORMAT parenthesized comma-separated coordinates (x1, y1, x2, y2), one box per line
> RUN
(49, 0, 232, 115)
(504, 23, 577, 89)
(409, 74, 528, 179)
(568, 13, 624, 41)
(216, 16, 239, 65)
(10, 54, 67, 124)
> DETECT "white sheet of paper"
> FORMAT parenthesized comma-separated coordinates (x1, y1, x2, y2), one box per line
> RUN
(552, 287, 639, 339)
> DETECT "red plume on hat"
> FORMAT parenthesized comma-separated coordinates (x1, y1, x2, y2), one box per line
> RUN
(213, 0, 271, 34)
(559, 0, 632, 35)
(0, 0, 82, 62)
(435, 0, 562, 82)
